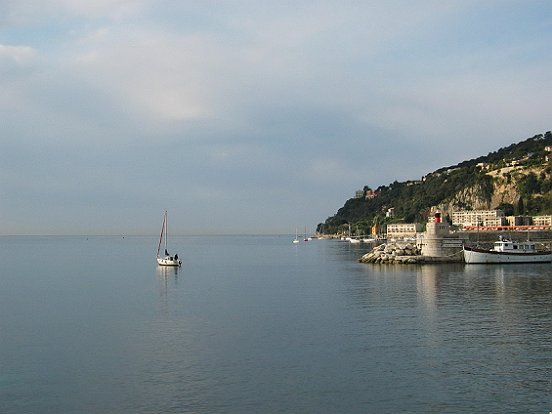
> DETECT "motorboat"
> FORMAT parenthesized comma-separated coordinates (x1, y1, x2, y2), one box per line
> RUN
(463, 236, 552, 264)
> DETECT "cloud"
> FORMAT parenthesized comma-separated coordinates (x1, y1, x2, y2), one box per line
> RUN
(362, 60, 552, 157)
(67, 29, 213, 123)
(0, 0, 147, 25)
(56, 0, 148, 19)
(0, 43, 37, 68)
(1, 1, 552, 234)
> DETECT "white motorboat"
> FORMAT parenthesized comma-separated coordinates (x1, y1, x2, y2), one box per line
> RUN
(463, 237, 552, 264)
(156, 211, 182, 267)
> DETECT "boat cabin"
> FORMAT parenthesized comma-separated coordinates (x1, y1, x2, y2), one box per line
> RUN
(492, 238, 536, 253)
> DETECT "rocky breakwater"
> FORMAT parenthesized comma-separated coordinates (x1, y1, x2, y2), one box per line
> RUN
(359, 241, 422, 264)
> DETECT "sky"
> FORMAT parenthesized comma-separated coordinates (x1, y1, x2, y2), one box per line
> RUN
(1, 0, 551, 235)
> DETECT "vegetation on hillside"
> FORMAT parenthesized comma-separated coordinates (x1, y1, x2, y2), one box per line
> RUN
(318, 131, 552, 235)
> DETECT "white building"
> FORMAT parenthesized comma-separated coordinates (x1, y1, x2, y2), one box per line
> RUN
(533, 215, 552, 227)
(451, 210, 505, 228)
(386, 223, 423, 240)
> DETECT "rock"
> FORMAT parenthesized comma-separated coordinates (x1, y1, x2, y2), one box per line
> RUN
(359, 242, 420, 264)
(359, 242, 424, 264)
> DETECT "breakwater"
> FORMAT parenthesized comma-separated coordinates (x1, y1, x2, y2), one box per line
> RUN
(359, 241, 423, 264)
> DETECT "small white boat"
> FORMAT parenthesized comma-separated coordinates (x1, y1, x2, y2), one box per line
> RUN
(156, 211, 182, 267)
(463, 237, 552, 264)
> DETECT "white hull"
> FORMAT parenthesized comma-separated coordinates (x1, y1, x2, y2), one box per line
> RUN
(463, 247, 552, 264)
(157, 256, 181, 266)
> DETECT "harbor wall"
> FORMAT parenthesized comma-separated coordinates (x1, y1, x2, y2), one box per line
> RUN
(460, 230, 552, 244)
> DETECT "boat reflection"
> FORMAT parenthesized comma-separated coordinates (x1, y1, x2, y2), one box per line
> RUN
(414, 262, 552, 307)
(156, 265, 181, 319)
(156, 264, 180, 278)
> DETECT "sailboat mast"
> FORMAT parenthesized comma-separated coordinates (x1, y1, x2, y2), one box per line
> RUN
(157, 212, 166, 257)
(165, 210, 168, 252)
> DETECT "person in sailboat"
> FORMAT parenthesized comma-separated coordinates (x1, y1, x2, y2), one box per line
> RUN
(165, 248, 169, 257)
(174, 254, 178, 260)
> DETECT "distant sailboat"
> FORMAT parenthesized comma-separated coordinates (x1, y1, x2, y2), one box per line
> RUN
(293, 228, 300, 244)
(303, 226, 311, 242)
(156, 211, 182, 267)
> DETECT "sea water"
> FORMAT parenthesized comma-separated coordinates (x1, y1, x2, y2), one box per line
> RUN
(0, 235, 551, 413)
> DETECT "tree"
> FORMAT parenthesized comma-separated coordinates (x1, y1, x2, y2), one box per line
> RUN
(518, 172, 540, 196)
(496, 203, 514, 216)
(516, 197, 525, 215)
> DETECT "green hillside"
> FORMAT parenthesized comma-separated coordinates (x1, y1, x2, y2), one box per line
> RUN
(318, 131, 552, 235)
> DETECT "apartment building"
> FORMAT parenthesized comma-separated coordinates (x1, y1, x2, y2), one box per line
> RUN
(533, 215, 552, 226)
(451, 210, 505, 227)
(386, 223, 423, 240)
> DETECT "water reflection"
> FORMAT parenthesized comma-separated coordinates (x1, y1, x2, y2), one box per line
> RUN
(414, 263, 552, 303)
(156, 264, 180, 278)
(416, 265, 439, 310)
(156, 265, 181, 319)
(354, 262, 552, 317)
(460, 263, 552, 302)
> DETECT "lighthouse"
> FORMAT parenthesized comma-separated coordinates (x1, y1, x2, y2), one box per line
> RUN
(419, 209, 466, 261)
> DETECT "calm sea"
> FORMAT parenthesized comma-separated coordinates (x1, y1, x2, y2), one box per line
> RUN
(0, 235, 551, 413)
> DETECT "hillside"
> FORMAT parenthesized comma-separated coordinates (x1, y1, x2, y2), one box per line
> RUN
(318, 131, 552, 235)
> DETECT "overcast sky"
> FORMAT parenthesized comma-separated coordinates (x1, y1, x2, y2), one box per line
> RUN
(1, 1, 551, 235)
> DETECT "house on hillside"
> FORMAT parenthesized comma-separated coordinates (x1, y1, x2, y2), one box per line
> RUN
(533, 215, 552, 227)
(386, 223, 423, 240)
(451, 209, 505, 228)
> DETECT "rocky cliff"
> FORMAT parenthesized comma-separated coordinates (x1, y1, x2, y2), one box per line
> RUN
(441, 164, 549, 216)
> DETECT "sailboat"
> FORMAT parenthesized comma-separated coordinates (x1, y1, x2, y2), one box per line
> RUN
(156, 211, 182, 267)
(293, 228, 300, 244)
(303, 226, 312, 242)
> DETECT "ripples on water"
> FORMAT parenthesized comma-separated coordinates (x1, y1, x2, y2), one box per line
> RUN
(0, 236, 551, 413)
